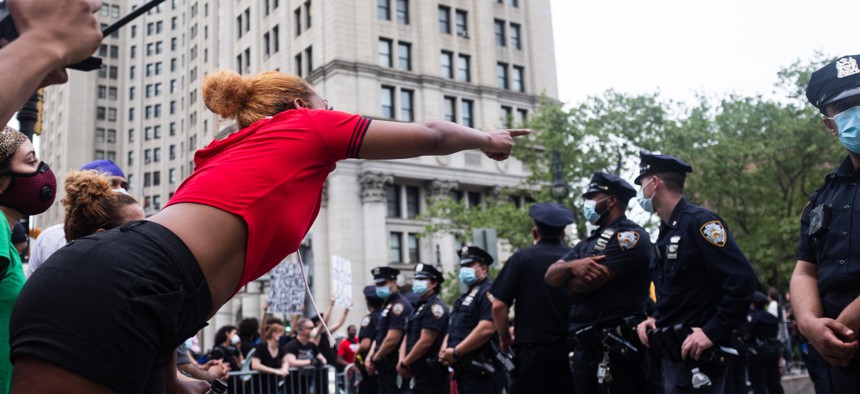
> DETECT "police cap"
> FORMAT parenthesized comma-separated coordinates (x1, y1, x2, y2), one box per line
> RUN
(634, 151, 693, 185)
(806, 55, 860, 114)
(371, 266, 400, 285)
(582, 172, 636, 201)
(413, 263, 444, 283)
(528, 202, 573, 228)
(363, 285, 383, 301)
(458, 246, 494, 266)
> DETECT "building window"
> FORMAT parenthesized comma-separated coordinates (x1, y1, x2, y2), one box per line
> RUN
(516, 108, 528, 125)
(441, 51, 453, 79)
(127, 151, 134, 166)
(455, 10, 468, 37)
(407, 233, 420, 262)
(396, 0, 408, 25)
(294, 8, 302, 35)
(501, 106, 513, 128)
(513, 65, 525, 92)
(96, 106, 106, 120)
(438, 6, 450, 34)
(494, 19, 506, 46)
(154, 147, 162, 162)
(510, 23, 522, 49)
(153, 171, 161, 186)
(400, 89, 414, 122)
(107, 129, 116, 143)
(389, 232, 402, 263)
(457, 54, 470, 82)
(497, 62, 509, 89)
(304, 1, 311, 28)
(381, 86, 395, 119)
(386, 184, 400, 217)
(295, 53, 303, 77)
(169, 168, 177, 184)
(378, 38, 392, 68)
(96, 128, 105, 142)
(377, 0, 390, 20)
(273, 25, 280, 52)
(263, 32, 271, 58)
(444, 96, 456, 122)
(95, 150, 105, 160)
(397, 42, 411, 71)
(170, 145, 176, 160)
(97, 85, 106, 99)
(405, 186, 419, 219)
(462, 99, 474, 127)
(107, 108, 117, 122)
(305, 46, 313, 73)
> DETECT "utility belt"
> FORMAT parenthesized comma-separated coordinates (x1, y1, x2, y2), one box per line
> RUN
(572, 315, 644, 362)
(453, 343, 514, 377)
(646, 324, 739, 366)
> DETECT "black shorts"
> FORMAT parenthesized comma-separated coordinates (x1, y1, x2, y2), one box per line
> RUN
(10, 220, 212, 393)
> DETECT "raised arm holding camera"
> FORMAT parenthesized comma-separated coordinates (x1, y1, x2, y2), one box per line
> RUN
(0, 0, 102, 126)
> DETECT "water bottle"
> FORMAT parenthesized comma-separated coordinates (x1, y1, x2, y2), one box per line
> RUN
(204, 379, 228, 394)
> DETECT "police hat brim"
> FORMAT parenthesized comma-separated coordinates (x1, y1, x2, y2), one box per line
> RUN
(822, 86, 860, 111)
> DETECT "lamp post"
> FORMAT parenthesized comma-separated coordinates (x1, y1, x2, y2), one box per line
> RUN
(549, 150, 569, 204)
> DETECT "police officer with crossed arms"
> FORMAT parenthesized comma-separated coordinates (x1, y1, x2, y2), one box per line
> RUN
(546, 172, 652, 394)
(633, 152, 757, 393)
(439, 246, 506, 394)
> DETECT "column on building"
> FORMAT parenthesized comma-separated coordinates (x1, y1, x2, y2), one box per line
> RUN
(360, 171, 392, 284)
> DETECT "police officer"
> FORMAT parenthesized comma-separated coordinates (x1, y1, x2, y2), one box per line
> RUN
(439, 246, 506, 394)
(398, 264, 450, 394)
(366, 266, 414, 394)
(545, 173, 651, 393)
(746, 292, 784, 394)
(793, 54, 860, 391)
(357, 285, 385, 393)
(632, 152, 757, 393)
(490, 202, 574, 393)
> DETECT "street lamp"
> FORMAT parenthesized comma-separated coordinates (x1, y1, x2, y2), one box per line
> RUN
(549, 150, 569, 204)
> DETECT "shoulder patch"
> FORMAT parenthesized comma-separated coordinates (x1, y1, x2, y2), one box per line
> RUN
(361, 316, 371, 327)
(487, 292, 495, 303)
(392, 303, 405, 316)
(432, 304, 445, 319)
(616, 231, 640, 251)
(700, 220, 727, 247)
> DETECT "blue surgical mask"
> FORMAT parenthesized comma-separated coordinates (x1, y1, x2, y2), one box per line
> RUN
(375, 285, 392, 299)
(583, 196, 610, 225)
(637, 178, 655, 213)
(835, 106, 860, 153)
(413, 280, 430, 296)
(459, 267, 478, 286)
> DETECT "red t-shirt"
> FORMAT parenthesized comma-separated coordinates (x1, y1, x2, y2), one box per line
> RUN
(337, 338, 359, 364)
(166, 108, 370, 289)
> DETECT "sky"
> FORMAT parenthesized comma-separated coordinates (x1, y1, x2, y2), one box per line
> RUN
(550, 0, 860, 106)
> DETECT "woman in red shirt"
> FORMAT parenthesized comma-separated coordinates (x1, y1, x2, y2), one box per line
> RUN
(10, 69, 526, 394)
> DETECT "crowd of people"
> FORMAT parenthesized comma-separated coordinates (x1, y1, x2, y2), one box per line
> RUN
(0, 0, 858, 393)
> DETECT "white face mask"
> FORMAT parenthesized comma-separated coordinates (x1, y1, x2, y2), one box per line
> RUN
(231, 334, 240, 345)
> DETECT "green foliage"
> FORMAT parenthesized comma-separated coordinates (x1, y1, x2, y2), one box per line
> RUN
(422, 55, 844, 292)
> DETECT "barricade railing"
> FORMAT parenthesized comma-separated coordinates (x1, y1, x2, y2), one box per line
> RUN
(226, 365, 337, 394)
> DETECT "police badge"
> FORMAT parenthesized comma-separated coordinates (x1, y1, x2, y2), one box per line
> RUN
(837, 56, 860, 79)
(616, 231, 640, 251)
(700, 220, 727, 247)
(392, 303, 404, 316)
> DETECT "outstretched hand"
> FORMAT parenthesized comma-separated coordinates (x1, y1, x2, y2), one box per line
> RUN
(481, 129, 530, 161)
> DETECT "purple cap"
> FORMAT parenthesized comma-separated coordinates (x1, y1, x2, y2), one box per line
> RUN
(80, 160, 125, 179)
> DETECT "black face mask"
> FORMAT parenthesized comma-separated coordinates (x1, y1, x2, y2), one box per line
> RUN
(0, 161, 56, 216)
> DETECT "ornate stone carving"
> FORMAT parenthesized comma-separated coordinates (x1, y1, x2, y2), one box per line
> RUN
(425, 179, 458, 199)
(360, 172, 393, 203)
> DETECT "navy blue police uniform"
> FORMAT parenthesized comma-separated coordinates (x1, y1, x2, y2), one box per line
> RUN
(358, 286, 383, 394)
(798, 54, 860, 392)
(403, 264, 450, 394)
(561, 173, 651, 394)
(636, 152, 757, 393)
(490, 202, 574, 393)
(371, 267, 414, 394)
(448, 247, 506, 394)
(745, 293, 784, 394)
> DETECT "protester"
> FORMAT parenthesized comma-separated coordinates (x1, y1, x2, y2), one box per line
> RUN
(9, 69, 524, 393)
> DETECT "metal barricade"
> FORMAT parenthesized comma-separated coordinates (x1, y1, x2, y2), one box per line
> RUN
(226, 365, 337, 394)
(336, 364, 359, 394)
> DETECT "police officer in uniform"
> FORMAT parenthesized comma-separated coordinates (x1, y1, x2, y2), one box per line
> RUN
(545, 173, 651, 394)
(398, 264, 450, 394)
(366, 266, 414, 394)
(746, 292, 784, 394)
(632, 152, 757, 393)
(793, 54, 860, 391)
(490, 202, 574, 393)
(439, 246, 506, 394)
(357, 285, 385, 393)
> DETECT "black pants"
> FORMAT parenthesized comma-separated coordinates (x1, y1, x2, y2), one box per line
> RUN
(572, 346, 648, 394)
(411, 361, 449, 394)
(510, 344, 574, 394)
(377, 359, 410, 394)
(829, 359, 860, 394)
(749, 350, 783, 394)
(802, 343, 832, 394)
(661, 358, 728, 394)
(454, 370, 505, 394)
